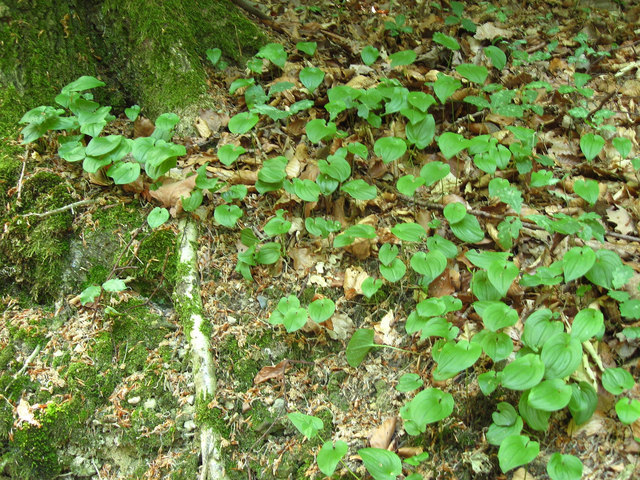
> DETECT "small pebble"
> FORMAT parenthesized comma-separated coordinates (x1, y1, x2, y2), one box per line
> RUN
(184, 420, 197, 431)
(257, 295, 268, 309)
(127, 396, 141, 405)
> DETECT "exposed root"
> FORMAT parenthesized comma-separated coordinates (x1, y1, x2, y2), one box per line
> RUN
(175, 217, 228, 480)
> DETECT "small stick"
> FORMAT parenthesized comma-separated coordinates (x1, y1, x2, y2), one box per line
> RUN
(20, 199, 97, 218)
(404, 196, 640, 243)
(16, 146, 29, 200)
(16, 344, 41, 377)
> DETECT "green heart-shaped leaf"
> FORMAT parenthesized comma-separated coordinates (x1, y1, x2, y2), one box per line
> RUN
(499, 435, 540, 473)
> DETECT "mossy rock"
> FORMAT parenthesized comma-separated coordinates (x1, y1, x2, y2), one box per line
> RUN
(132, 227, 178, 302)
(4, 401, 75, 479)
(0, 171, 74, 302)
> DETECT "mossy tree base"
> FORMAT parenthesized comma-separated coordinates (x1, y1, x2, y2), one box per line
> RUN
(0, 0, 266, 134)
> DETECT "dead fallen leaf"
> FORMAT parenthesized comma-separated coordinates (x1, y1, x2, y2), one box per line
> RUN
(397, 446, 423, 458)
(512, 467, 536, 480)
(345, 237, 373, 260)
(607, 207, 635, 235)
(195, 109, 229, 138)
(148, 175, 197, 213)
(429, 268, 458, 298)
(254, 360, 288, 385)
(133, 116, 155, 138)
(325, 313, 353, 341)
(474, 22, 514, 41)
(343, 266, 368, 299)
(369, 416, 396, 449)
(15, 398, 41, 427)
(289, 247, 317, 271)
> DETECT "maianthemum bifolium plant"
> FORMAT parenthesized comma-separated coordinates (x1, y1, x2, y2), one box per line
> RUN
(19, 13, 640, 478)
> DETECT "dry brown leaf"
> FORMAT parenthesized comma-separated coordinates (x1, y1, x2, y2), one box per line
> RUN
(512, 467, 536, 480)
(87, 169, 111, 186)
(289, 247, 317, 271)
(415, 210, 432, 234)
(148, 175, 197, 212)
(621, 79, 640, 97)
(568, 410, 607, 437)
(254, 360, 288, 385)
(429, 268, 458, 297)
(368, 416, 396, 449)
(325, 313, 353, 341)
(205, 166, 257, 185)
(343, 266, 368, 299)
(133, 116, 155, 138)
(397, 446, 423, 458)
(607, 207, 635, 235)
(474, 22, 514, 41)
(16, 398, 41, 427)
(345, 237, 373, 260)
(346, 74, 376, 89)
(286, 143, 307, 178)
(121, 175, 145, 194)
(195, 110, 229, 138)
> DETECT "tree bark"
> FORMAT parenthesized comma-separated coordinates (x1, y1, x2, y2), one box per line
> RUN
(0, 0, 266, 135)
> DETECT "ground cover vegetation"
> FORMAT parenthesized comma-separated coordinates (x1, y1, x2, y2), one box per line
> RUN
(1, 0, 640, 478)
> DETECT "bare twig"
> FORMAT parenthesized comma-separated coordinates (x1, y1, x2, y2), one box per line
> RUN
(15, 344, 41, 376)
(404, 196, 640, 243)
(20, 198, 97, 218)
(16, 146, 29, 200)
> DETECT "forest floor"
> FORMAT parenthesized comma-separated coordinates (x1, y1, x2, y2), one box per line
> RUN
(1, 0, 640, 479)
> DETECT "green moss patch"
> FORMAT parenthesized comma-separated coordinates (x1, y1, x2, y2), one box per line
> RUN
(0, 171, 74, 301)
(97, 0, 266, 125)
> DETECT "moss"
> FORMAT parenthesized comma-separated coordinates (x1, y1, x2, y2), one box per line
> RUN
(327, 371, 350, 412)
(9, 326, 48, 351)
(92, 202, 143, 232)
(0, 171, 74, 301)
(64, 362, 120, 408)
(195, 398, 230, 436)
(111, 300, 167, 375)
(92, 331, 115, 368)
(173, 258, 203, 338)
(0, 85, 27, 140)
(6, 401, 75, 479)
(219, 336, 260, 391)
(94, 0, 266, 132)
(133, 228, 178, 301)
(169, 454, 200, 480)
(0, 343, 15, 370)
(0, 374, 38, 403)
(84, 264, 110, 288)
(0, 1, 108, 111)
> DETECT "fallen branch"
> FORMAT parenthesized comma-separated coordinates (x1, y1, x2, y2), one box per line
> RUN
(20, 198, 97, 218)
(174, 217, 228, 480)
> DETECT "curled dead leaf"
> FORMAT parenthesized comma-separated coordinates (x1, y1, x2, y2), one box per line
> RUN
(133, 116, 155, 138)
(369, 416, 397, 449)
(343, 266, 368, 299)
(254, 360, 288, 385)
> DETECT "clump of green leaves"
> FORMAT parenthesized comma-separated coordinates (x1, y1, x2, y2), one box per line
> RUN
(384, 14, 413, 36)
